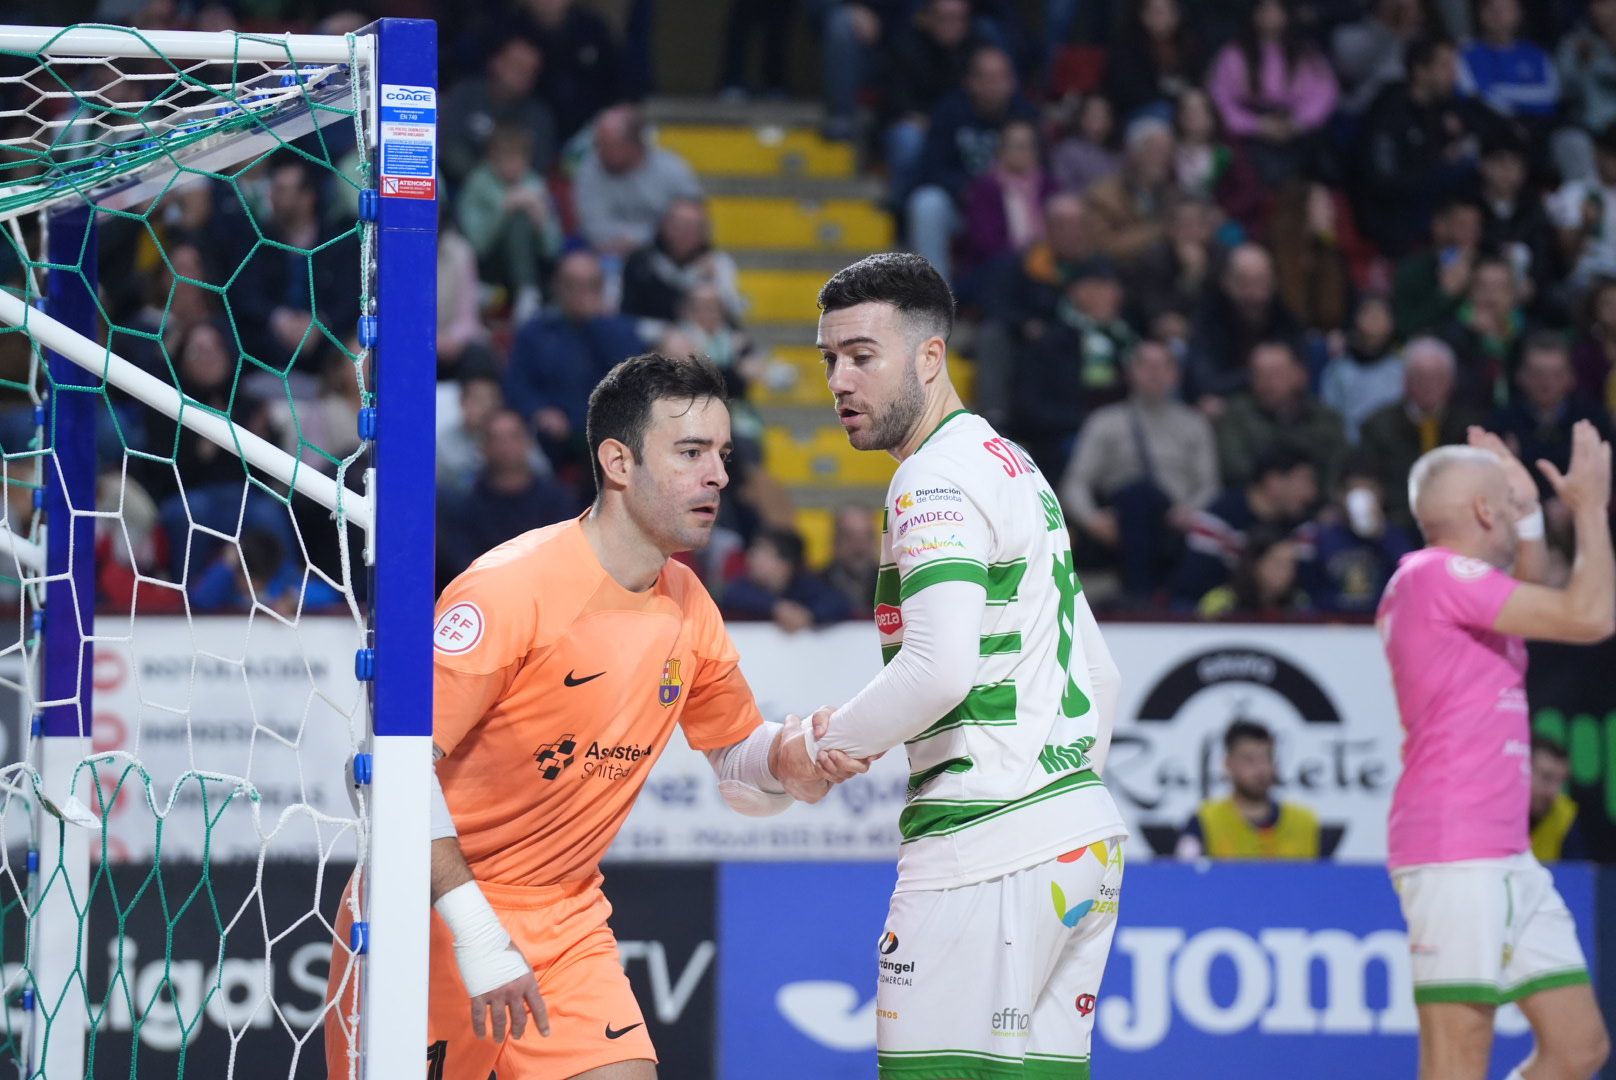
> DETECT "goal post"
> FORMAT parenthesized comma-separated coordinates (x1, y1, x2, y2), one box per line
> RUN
(360, 16, 436, 1080)
(0, 18, 436, 1078)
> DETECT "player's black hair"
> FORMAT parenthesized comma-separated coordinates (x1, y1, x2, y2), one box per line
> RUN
(586, 352, 729, 490)
(817, 252, 956, 344)
(1224, 718, 1274, 755)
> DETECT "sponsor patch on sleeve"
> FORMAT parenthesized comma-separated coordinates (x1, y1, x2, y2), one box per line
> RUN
(895, 506, 968, 539)
(1445, 555, 1493, 582)
(433, 601, 485, 654)
(900, 533, 968, 559)
(894, 485, 964, 518)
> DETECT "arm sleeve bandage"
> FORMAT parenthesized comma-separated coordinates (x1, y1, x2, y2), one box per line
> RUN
(805, 579, 985, 760)
(704, 719, 794, 816)
(433, 881, 532, 996)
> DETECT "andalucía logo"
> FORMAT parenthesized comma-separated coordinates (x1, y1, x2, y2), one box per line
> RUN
(658, 659, 683, 708)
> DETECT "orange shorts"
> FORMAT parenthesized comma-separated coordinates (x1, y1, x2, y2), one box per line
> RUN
(325, 874, 655, 1080)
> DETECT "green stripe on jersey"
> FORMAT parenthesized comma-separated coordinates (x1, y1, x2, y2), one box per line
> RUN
(883, 630, 1021, 666)
(986, 559, 1027, 605)
(899, 769, 1101, 842)
(906, 755, 973, 797)
(898, 557, 989, 601)
(908, 681, 1017, 743)
(979, 631, 1022, 655)
(875, 564, 898, 607)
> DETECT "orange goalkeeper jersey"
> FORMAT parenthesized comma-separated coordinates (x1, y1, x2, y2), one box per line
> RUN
(431, 516, 762, 887)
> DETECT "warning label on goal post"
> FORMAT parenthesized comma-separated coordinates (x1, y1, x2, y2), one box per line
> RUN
(378, 83, 437, 200)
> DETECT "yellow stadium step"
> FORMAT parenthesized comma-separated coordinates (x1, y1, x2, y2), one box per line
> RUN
(655, 124, 856, 180)
(709, 195, 893, 252)
(794, 506, 834, 569)
(793, 504, 888, 569)
(738, 269, 832, 323)
(763, 426, 897, 488)
(751, 345, 826, 408)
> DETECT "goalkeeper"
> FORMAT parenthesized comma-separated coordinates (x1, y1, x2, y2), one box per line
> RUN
(325, 353, 864, 1080)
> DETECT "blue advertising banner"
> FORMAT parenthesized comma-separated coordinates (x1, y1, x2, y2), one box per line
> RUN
(717, 862, 1597, 1080)
(718, 862, 897, 1079)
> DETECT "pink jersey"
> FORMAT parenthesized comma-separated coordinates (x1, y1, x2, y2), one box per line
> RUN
(1377, 547, 1528, 869)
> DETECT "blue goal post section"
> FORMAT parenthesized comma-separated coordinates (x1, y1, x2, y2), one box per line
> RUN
(0, 17, 437, 1078)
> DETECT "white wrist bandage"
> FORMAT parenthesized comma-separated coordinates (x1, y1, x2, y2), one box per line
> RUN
(707, 721, 793, 816)
(433, 881, 530, 996)
(1516, 507, 1545, 541)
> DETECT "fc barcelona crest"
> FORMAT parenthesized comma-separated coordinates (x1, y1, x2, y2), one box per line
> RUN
(658, 659, 683, 707)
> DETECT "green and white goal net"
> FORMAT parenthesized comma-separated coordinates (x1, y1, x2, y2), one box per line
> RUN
(0, 20, 436, 1079)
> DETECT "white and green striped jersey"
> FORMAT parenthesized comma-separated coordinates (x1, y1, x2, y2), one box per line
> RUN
(875, 410, 1126, 891)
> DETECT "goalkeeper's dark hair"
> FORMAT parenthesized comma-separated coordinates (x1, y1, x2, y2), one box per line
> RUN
(586, 352, 729, 490)
(817, 252, 956, 344)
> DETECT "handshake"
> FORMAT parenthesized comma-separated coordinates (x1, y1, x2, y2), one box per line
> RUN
(768, 706, 880, 803)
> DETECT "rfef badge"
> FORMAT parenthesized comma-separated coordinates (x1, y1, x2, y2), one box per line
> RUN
(378, 83, 436, 200)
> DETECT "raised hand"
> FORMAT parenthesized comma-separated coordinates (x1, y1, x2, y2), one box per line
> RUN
(1537, 420, 1612, 516)
(1468, 425, 1540, 517)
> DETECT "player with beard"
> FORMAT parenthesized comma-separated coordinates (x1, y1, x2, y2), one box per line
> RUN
(797, 253, 1128, 1080)
(1378, 423, 1613, 1080)
(326, 353, 865, 1080)
(1174, 718, 1321, 860)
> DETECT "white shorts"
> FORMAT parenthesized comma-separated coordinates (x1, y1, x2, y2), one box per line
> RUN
(875, 837, 1125, 1080)
(1392, 851, 1590, 1007)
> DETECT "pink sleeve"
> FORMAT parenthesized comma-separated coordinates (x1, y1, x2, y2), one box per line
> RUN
(1434, 554, 1519, 631)
(1289, 54, 1341, 131)
(1207, 47, 1262, 137)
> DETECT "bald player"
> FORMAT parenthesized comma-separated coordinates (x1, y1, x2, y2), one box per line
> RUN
(1378, 422, 1613, 1080)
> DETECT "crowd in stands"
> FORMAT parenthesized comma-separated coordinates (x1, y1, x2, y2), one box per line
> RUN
(807, 0, 1616, 616)
(22, 0, 1616, 626)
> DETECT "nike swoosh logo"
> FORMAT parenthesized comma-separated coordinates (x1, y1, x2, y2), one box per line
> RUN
(604, 1022, 643, 1040)
(564, 670, 605, 687)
